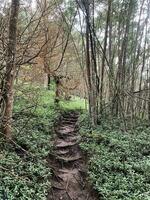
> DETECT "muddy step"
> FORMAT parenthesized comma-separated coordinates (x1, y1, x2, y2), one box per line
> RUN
(61, 116, 78, 120)
(51, 181, 65, 190)
(57, 134, 80, 140)
(55, 127, 76, 135)
(57, 128, 76, 134)
(56, 153, 82, 163)
(59, 121, 77, 126)
(57, 125, 73, 129)
(57, 135, 81, 142)
(61, 118, 78, 122)
(61, 112, 79, 117)
(57, 127, 76, 132)
(57, 124, 76, 129)
(55, 140, 78, 148)
(58, 125, 79, 131)
(61, 117, 78, 121)
(62, 111, 79, 117)
(58, 168, 80, 180)
(55, 149, 70, 156)
(56, 133, 78, 140)
(58, 168, 79, 174)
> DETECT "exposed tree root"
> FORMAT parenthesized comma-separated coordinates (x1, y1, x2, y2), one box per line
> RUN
(47, 111, 98, 200)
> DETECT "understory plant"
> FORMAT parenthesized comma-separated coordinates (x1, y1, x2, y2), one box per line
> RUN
(0, 85, 58, 200)
(80, 113, 150, 200)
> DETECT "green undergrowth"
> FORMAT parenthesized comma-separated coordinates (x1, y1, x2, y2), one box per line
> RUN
(0, 85, 59, 200)
(79, 113, 150, 200)
(0, 84, 86, 199)
(60, 95, 86, 110)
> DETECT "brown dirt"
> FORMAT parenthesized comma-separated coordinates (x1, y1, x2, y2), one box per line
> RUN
(47, 111, 98, 200)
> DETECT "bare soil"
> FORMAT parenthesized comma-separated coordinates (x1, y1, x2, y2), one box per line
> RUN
(47, 111, 98, 200)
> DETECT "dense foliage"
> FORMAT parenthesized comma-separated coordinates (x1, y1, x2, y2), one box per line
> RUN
(80, 114, 150, 200)
(0, 86, 58, 200)
(0, 85, 85, 199)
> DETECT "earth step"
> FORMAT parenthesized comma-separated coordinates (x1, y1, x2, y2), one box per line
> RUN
(65, 135, 81, 142)
(57, 126, 75, 130)
(55, 140, 78, 148)
(57, 132, 77, 140)
(57, 134, 80, 141)
(59, 124, 75, 128)
(62, 113, 79, 117)
(62, 117, 78, 121)
(61, 117, 78, 123)
(57, 133, 77, 140)
(51, 181, 65, 190)
(55, 149, 70, 155)
(56, 127, 76, 134)
(56, 153, 82, 162)
(60, 123, 77, 127)
(58, 169, 80, 182)
(58, 169, 81, 182)
(61, 119, 77, 124)
(58, 168, 79, 175)
(61, 118, 77, 124)
(55, 126, 75, 132)
(62, 112, 79, 115)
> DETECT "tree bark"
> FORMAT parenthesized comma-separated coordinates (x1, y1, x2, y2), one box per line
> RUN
(100, 0, 111, 114)
(2, 0, 20, 139)
(84, 0, 92, 123)
(47, 74, 51, 90)
(83, 0, 98, 126)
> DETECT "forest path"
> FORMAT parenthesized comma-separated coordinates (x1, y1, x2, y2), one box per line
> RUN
(47, 111, 98, 200)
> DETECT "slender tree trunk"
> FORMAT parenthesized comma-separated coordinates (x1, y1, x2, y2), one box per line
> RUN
(108, 0, 113, 105)
(83, 0, 92, 124)
(130, 0, 145, 118)
(47, 74, 51, 90)
(148, 70, 150, 121)
(84, 0, 100, 126)
(2, 0, 20, 139)
(114, 0, 132, 117)
(100, 0, 111, 114)
(89, 0, 99, 125)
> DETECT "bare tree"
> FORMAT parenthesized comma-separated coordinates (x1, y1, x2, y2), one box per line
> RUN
(1, 0, 20, 139)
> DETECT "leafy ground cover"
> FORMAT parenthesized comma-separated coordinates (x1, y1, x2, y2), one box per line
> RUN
(0, 85, 86, 200)
(0, 85, 58, 200)
(79, 114, 150, 200)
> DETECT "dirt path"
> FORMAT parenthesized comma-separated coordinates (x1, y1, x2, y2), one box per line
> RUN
(48, 111, 98, 200)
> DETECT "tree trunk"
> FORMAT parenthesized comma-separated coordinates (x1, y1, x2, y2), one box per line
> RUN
(84, 0, 92, 123)
(2, 0, 20, 139)
(83, 0, 98, 126)
(100, 0, 111, 114)
(47, 74, 51, 90)
(130, 0, 145, 118)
